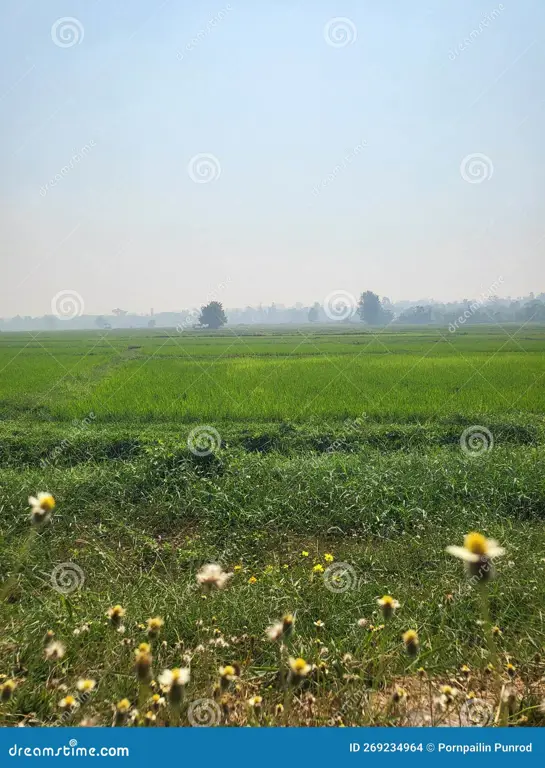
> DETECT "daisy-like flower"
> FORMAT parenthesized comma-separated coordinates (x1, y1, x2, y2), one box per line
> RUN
(248, 695, 263, 708)
(196, 563, 233, 591)
(460, 664, 470, 678)
(275, 703, 284, 716)
(149, 693, 165, 712)
(492, 625, 503, 637)
(113, 698, 131, 727)
(158, 668, 190, 705)
(146, 617, 164, 637)
(301, 551, 309, 558)
(28, 492, 55, 526)
(248, 576, 257, 584)
(76, 679, 96, 695)
(143, 710, 156, 726)
(107, 605, 126, 630)
(314, 620, 325, 628)
(506, 663, 516, 678)
(446, 532, 505, 583)
(44, 641, 66, 661)
(439, 685, 457, 708)
(377, 595, 400, 620)
(312, 564, 324, 573)
(288, 657, 312, 684)
(134, 643, 152, 683)
(0, 679, 17, 702)
(324, 553, 334, 563)
(59, 695, 78, 712)
(266, 613, 294, 642)
(219, 664, 240, 691)
(402, 630, 419, 658)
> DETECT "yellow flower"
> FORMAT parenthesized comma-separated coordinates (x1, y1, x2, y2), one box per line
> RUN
(492, 625, 502, 637)
(264, 565, 274, 574)
(28, 492, 55, 526)
(288, 657, 312, 682)
(248, 576, 257, 584)
(233, 564, 242, 572)
(446, 532, 505, 583)
(248, 696, 263, 708)
(59, 695, 78, 711)
(439, 685, 457, 707)
(377, 595, 400, 619)
(402, 629, 419, 657)
(324, 553, 334, 562)
(146, 617, 164, 636)
(460, 665, 470, 678)
(314, 620, 325, 628)
(301, 551, 309, 557)
(506, 663, 516, 678)
(313, 564, 324, 573)
(76, 679, 96, 693)
(134, 644, 152, 682)
(158, 668, 190, 704)
(107, 605, 126, 628)
(219, 665, 238, 680)
(266, 613, 294, 641)
(219, 664, 240, 691)
(0, 679, 17, 702)
(116, 698, 131, 713)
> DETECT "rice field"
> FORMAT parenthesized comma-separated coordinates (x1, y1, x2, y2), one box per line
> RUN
(1, 325, 544, 727)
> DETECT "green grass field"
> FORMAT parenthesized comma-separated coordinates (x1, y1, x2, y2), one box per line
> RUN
(1, 325, 544, 726)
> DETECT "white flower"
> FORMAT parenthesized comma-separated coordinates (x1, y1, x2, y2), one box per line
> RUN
(196, 563, 233, 590)
(158, 668, 190, 691)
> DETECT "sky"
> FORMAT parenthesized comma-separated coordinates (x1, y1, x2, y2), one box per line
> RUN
(1, 0, 544, 317)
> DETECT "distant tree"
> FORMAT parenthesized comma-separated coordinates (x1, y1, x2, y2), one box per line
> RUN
(198, 301, 227, 329)
(112, 308, 128, 316)
(147, 318, 156, 328)
(397, 305, 432, 324)
(357, 291, 393, 326)
(95, 315, 107, 329)
(308, 303, 320, 322)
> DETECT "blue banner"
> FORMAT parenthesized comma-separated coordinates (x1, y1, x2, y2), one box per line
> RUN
(0, 728, 541, 766)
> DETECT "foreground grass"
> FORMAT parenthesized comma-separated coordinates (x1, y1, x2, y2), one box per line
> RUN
(1, 437, 545, 726)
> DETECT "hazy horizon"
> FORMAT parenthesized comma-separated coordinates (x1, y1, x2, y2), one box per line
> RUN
(2, 0, 544, 317)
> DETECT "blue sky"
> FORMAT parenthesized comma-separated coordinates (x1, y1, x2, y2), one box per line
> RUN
(1, 0, 544, 315)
